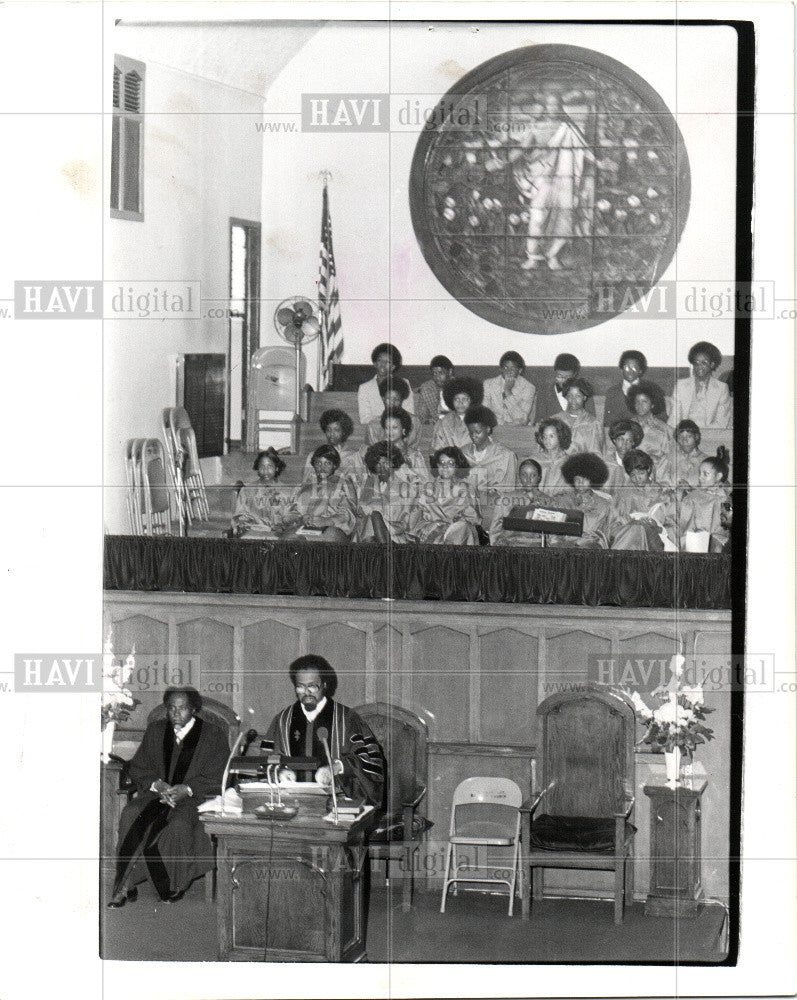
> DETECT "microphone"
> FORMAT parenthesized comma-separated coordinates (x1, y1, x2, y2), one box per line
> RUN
(220, 732, 245, 814)
(316, 726, 338, 823)
(241, 729, 258, 754)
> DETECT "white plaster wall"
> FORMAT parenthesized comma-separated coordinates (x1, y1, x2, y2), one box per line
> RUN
(105, 34, 263, 531)
(259, 21, 737, 373)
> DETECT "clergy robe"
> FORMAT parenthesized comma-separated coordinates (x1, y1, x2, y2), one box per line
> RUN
(113, 716, 230, 898)
(265, 699, 384, 806)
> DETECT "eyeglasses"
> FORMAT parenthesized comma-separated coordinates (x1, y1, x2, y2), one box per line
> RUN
(295, 683, 322, 694)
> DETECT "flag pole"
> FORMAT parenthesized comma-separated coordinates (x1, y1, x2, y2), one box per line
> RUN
(318, 170, 332, 390)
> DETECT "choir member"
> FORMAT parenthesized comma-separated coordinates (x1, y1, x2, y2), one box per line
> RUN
(668, 341, 732, 430)
(611, 449, 678, 551)
(230, 448, 301, 539)
(410, 446, 480, 545)
(558, 377, 603, 454)
(303, 409, 363, 483)
(357, 343, 414, 424)
(416, 355, 454, 424)
(482, 350, 537, 426)
(602, 350, 648, 436)
(533, 417, 572, 494)
(626, 381, 674, 483)
(294, 445, 357, 542)
(431, 376, 483, 452)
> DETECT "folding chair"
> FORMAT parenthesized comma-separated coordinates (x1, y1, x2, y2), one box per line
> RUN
(140, 438, 173, 535)
(124, 438, 145, 534)
(168, 407, 209, 522)
(440, 776, 522, 916)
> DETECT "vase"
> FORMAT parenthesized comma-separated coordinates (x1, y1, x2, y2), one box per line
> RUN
(664, 746, 682, 785)
(101, 720, 116, 763)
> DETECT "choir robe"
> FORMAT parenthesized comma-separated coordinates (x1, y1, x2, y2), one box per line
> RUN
(365, 414, 421, 449)
(680, 485, 729, 538)
(431, 412, 471, 453)
(113, 717, 230, 898)
(547, 488, 618, 549)
(558, 409, 603, 454)
(302, 445, 364, 485)
(535, 382, 596, 422)
(602, 446, 631, 497)
(265, 699, 385, 806)
(611, 484, 678, 551)
(461, 440, 517, 490)
(670, 446, 708, 488)
(295, 474, 357, 536)
(232, 481, 302, 537)
(354, 469, 417, 543)
(410, 478, 480, 545)
(636, 415, 675, 482)
(533, 449, 570, 496)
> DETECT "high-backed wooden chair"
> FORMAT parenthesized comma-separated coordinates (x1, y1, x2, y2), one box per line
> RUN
(521, 683, 636, 924)
(353, 702, 430, 911)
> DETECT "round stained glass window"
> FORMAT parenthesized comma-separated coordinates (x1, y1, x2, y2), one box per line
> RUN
(409, 44, 691, 334)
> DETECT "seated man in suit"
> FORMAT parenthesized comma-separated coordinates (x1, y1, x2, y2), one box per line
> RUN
(265, 655, 385, 806)
(108, 687, 230, 907)
(534, 352, 596, 422)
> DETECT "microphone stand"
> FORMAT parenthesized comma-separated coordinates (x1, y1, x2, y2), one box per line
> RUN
(317, 727, 338, 824)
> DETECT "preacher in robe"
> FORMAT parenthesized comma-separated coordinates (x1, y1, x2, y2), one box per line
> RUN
(265, 654, 385, 807)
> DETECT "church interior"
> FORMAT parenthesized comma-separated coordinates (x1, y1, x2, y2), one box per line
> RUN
(101, 18, 743, 968)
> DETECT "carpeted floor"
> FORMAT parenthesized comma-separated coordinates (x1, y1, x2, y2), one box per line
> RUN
(101, 877, 727, 964)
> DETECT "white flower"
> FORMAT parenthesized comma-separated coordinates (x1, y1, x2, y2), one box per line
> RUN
(443, 155, 453, 166)
(596, 199, 611, 212)
(681, 684, 705, 706)
(482, 198, 494, 210)
(471, 189, 480, 200)
(443, 207, 456, 221)
(465, 152, 477, 164)
(623, 138, 639, 148)
(444, 196, 456, 208)
(614, 209, 628, 220)
(520, 212, 529, 222)
(468, 215, 479, 227)
(627, 195, 641, 208)
(670, 653, 686, 679)
(646, 186, 659, 198)
(626, 151, 638, 162)
(508, 213, 520, 226)
(492, 198, 502, 209)
(649, 213, 660, 225)
(630, 690, 653, 721)
(647, 150, 658, 160)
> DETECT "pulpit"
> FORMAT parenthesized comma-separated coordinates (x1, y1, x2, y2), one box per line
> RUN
(201, 798, 373, 962)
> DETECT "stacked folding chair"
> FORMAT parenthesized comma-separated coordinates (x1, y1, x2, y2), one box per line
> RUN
(161, 407, 210, 530)
(123, 437, 174, 535)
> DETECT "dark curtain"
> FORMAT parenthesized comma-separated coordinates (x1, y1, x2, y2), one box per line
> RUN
(104, 536, 730, 610)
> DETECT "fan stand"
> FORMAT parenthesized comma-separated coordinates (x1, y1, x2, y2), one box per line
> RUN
(293, 336, 304, 420)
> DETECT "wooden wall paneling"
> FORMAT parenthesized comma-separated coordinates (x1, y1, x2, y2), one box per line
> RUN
(364, 622, 376, 703)
(468, 625, 480, 743)
(691, 629, 733, 901)
(545, 628, 613, 694)
(241, 618, 301, 731)
(371, 624, 403, 710)
(306, 620, 368, 708)
(111, 613, 170, 731)
(614, 627, 680, 693)
(410, 625, 471, 743)
(478, 628, 540, 746)
(176, 618, 235, 715)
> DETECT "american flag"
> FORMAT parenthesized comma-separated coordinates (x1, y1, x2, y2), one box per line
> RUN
(318, 182, 342, 386)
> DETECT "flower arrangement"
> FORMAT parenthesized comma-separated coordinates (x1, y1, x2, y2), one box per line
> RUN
(627, 653, 715, 755)
(101, 629, 139, 729)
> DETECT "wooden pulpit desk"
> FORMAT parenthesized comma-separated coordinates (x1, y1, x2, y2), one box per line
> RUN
(201, 794, 374, 962)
